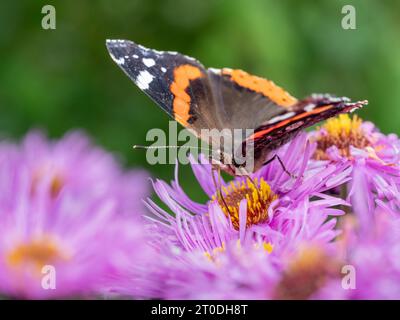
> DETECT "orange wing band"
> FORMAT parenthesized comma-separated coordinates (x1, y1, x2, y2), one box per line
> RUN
(171, 65, 203, 126)
(222, 68, 298, 108)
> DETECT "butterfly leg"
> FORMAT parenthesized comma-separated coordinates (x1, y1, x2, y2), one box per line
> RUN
(263, 154, 297, 179)
(244, 174, 257, 188)
(211, 166, 232, 215)
(242, 174, 258, 192)
(243, 174, 264, 204)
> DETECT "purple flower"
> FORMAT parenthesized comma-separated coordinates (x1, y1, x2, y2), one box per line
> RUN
(128, 134, 351, 299)
(316, 208, 400, 299)
(310, 114, 400, 228)
(130, 238, 341, 300)
(141, 240, 280, 299)
(0, 131, 152, 299)
(149, 134, 348, 251)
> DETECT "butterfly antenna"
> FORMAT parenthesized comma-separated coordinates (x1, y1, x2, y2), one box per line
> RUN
(133, 145, 213, 153)
(134, 145, 233, 214)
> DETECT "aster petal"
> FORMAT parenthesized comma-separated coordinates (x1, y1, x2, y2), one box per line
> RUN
(189, 154, 224, 197)
(348, 163, 375, 230)
(238, 199, 247, 244)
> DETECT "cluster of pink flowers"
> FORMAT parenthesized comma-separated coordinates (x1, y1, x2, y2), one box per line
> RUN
(0, 131, 152, 298)
(1, 114, 400, 299)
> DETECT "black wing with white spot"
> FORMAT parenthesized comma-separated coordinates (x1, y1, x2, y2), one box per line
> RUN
(106, 39, 210, 120)
(106, 39, 177, 115)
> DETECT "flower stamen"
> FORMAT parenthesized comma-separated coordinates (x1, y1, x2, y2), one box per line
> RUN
(313, 114, 371, 160)
(31, 165, 66, 198)
(6, 237, 67, 270)
(274, 245, 340, 299)
(204, 240, 273, 261)
(212, 177, 277, 230)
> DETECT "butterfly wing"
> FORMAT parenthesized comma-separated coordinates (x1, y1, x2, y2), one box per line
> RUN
(106, 40, 295, 133)
(106, 39, 221, 133)
(206, 68, 298, 131)
(106, 40, 367, 174)
(243, 94, 368, 171)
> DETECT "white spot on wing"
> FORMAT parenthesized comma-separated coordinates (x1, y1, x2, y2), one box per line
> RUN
(106, 39, 128, 47)
(209, 68, 221, 74)
(161, 67, 167, 73)
(267, 112, 296, 124)
(136, 70, 154, 90)
(142, 58, 156, 67)
(133, 54, 139, 59)
(109, 53, 125, 65)
(304, 104, 315, 112)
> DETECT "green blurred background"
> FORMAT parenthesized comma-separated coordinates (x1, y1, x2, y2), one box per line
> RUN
(1, 0, 399, 200)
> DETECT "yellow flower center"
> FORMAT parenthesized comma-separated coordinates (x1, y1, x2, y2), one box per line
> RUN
(6, 237, 66, 270)
(274, 245, 340, 299)
(313, 114, 370, 160)
(212, 177, 278, 230)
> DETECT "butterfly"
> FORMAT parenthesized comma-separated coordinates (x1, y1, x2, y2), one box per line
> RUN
(106, 39, 367, 176)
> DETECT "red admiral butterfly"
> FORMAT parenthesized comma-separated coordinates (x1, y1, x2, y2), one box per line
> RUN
(106, 39, 367, 176)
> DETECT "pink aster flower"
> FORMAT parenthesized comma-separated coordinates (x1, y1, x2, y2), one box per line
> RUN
(344, 213, 400, 299)
(310, 114, 400, 228)
(119, 134, 351, 299)
(0, 131, 152, 299)
(127, 235, 341, 300)
(143, 207, 400, 300)
(138, 239, 280, 299)
(315, 207, 400, 299)
(148, 134, 349, 254)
